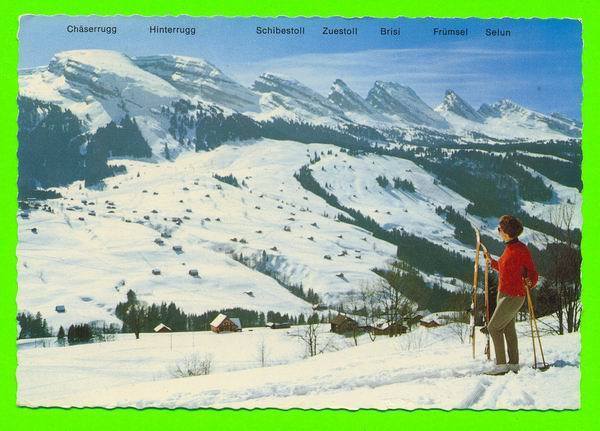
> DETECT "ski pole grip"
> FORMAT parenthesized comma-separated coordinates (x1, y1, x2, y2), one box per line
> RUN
(522, 267, 532, 290)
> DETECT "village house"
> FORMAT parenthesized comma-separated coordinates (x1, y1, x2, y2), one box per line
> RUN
(408, 309, 432, 325)
(420, 311, 465, 328)
(210, 313, 242, 333)
(420, 318, 442, 328)
(330, 314, 359, 334)
(153, 323, 172, 333)
(370, 319, 407, 336)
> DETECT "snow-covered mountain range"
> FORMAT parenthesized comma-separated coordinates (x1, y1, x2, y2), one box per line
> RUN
(436, 96, 582, 140)
(17, 49, 582, 329)
(20, 49, 581, 153)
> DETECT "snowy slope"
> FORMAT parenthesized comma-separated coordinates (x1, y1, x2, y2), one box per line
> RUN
(518, 164, 582, 229)
(18, 140, 404, 329)
(18, 137, 573, 328)
(20, 50, 181, 129)
(17, 322, 580, 409)
(550, 112, 582, 129)
(310, 151, 470, 247)
(17, 326, 353, 406)
(480, 100, 581, 139)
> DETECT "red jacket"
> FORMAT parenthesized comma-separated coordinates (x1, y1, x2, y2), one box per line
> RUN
(490, 239, 538, 297)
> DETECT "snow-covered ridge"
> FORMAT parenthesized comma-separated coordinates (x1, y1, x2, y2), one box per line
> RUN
(19, 49, 581, 145)
(436, 90, 484, 123)
(19, 49, 186, 154)
(479, 99, 582, 138)
(251, 73, 350, 124)
(366, 81, 450, 130)
(435, 91, 582, 141)
(327, 78, 375, 114)
(133, 54, 260, 113)
(48, 50, 181, 102)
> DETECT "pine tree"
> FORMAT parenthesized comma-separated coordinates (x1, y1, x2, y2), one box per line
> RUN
(126, 289, 138, 305)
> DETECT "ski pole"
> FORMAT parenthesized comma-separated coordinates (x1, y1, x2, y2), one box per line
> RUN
(525, 285, 538, 368)
(523, 270, 548, 370)
(525, 280, 548, 369)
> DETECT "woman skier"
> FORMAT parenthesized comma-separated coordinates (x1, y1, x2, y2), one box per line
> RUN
(483, 215, 538, 375)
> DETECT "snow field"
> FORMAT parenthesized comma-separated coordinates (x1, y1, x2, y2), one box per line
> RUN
(17, 322, 580, 409)
(17, 325, 354, 406)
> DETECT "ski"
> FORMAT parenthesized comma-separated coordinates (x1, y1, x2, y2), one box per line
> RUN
(470, 228, 481, 359)
(480, 240, 491, 361)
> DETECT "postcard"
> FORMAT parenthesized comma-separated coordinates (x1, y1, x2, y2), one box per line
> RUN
(16, 16, 582, 409)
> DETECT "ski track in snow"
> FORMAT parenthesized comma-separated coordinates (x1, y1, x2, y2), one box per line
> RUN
(18, 323, 580, 410)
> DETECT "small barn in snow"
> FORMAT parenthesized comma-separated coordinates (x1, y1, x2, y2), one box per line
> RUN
(266, 321, 291, 329)
(210, 313, 242, 333)
(153, 323, 172, 333)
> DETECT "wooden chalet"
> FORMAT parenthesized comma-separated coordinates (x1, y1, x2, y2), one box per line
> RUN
(407, 309, 432, 325)
(330, 314, 359, 334)
(370, 319, 407, 336)
(210, 313, 242, 333)
(420, 319, 442, 328)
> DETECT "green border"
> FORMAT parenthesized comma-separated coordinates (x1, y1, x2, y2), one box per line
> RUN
(1, 1, 598, 429)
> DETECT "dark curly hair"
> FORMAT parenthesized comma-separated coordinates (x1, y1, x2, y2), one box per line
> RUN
(499, 215, 524, 238)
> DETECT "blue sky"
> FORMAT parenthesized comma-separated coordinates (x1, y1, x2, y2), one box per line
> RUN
(19, 16, 582, 120)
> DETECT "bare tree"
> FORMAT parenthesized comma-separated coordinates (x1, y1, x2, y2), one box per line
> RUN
(373, 272, 415, 336)
(534, 204, 582, 334)
(344, 286, 376, 345)
(446, 312, 470, 344)
(356, 283, 382, 342)
(296, 322, 319, 357)
(400, 329, 425, 351)
(444, 285, 471, 343)
(295, 323, 337, 357)
(256, 337, 269, 367)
